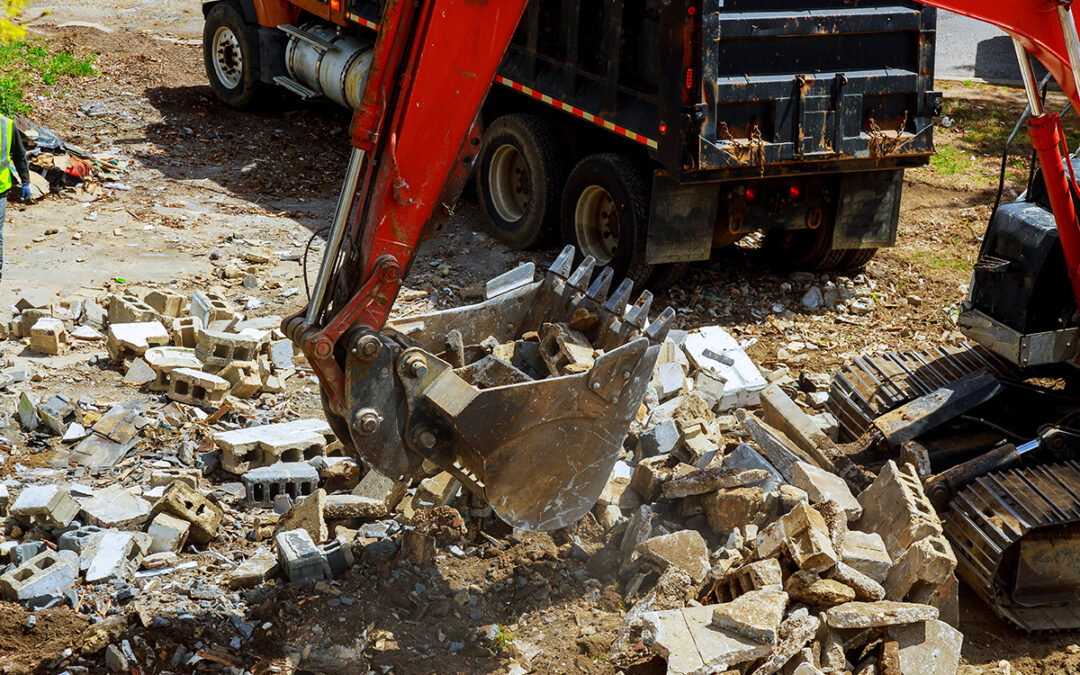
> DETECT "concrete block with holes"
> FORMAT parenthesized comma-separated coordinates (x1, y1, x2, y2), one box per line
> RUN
(108, 294, 158, 325)
(167, 367, 229, 409)
(0, 550, 76, 601)
(221, 361, 262, 398)
(170, 316, 202, 349)
(152, 481, 224, 544)
(191, 290, 236, 327)
(144, 290, 188, 318)
(144, 346, 202, 392)
(214, 418, 336, 474)
(195, 329, 266, 372)
(242, 462, 319, 507)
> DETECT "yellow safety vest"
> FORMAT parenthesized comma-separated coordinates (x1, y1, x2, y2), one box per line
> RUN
(0, 117, 12, 195)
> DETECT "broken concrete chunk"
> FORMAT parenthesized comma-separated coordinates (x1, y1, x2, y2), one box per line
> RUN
(829, 561, 886, 602)
(857, 460, 943, 559)
(106, 321, 170, 363)
(746, 608, 820, 675)
(84, 531, 150, 583)
(885, 619, 962, 675)
(683, 327, 767, 410)
(152, 481, 224, 544)
(630, 455, 674, 502)
(640, 606, 772, 675)
(636, 530, 710, 583)
(228, 549, 279, 588)
(822, 601, 939, 629)
(275, 528, 330, 584)
(122, 358, 156, 385)
(784, 569, 855, 607)
(351, 468, 408, 518)
(147, 512, 190, 554)
(276, 488, 327, 544)
(29, 317, 67, 355)
(790, 461, 862, 521)
(841, 530, 893, 584)
(705, 486, 766, 537)
(10, 485, 80, 529)
(884, 533, 957, 601)
(663, 467, 771, 499)
(538, 322, 595, 376)
(637, 419, 679, 460)
(78, 484, 152, 529)
(710, 589, 788, 644)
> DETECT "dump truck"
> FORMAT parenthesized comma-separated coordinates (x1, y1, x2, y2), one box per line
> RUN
(202, 0, 940, 285)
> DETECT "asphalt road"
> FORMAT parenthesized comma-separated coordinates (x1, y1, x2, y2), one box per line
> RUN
(936, 10, 1048, 84)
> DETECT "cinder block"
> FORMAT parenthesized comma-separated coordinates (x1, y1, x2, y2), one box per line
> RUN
(29, 317, 67, 355)
(147, 512, 191, 554)
(167, 367, 229, 408)
(170, 316, 202, 349)
(10, 485, 80, 529)
(221, 361, 262, 398)
(275, 528, 330, 584)
(152, 481, 224, 544)
(108, 294, 157, 325)
(106, 322, 170, 363)
(0, 551, 76, 601)
(191, 290, 236, 327)
(195, 329, 266, 372)
(144, 290, 187, 318)
(214, 418, 335, 474)
(143, 346, 202, 392)
(857, 460, 943, 559)
(242, 462, 319, 507)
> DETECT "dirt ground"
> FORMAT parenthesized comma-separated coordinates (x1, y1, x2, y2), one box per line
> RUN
(1, 2, 1078, 673)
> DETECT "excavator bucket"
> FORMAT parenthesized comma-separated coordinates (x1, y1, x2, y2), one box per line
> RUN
(337, 246, 674, 531)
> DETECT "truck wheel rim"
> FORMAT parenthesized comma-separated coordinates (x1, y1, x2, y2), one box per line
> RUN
(488, 144, 530, 222)
(574, 185, 618, 265)
(213, 26, 244, 90)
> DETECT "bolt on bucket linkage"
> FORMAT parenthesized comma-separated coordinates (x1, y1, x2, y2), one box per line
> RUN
(333, 246, 674, 531)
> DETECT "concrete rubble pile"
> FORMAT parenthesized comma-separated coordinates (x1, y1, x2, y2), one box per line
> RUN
(596, 326, 962, 675)
(0, 276, 965, 673)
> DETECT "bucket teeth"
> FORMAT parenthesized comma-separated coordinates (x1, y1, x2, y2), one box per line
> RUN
(549, 245, 576, 279)
(485, 262, 535, 299)
(603, 278, 635, 315)
(567, 256, 596, 289)
(625, 291, 653, 328)
(646, 307, 676, 342)
(586, 267, 614, 301)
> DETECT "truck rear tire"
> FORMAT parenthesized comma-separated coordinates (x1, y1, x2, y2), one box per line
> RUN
(840, 248, 878, 268)
(477, 114, 567, 249)
(561, 153, 651, 289)
(204, 2, 268, 110)
(763, 219, 848, 271)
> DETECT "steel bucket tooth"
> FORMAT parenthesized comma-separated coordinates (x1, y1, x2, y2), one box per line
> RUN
(342, 247, 673, 530)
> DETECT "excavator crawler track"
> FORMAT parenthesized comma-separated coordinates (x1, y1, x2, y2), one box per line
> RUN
(945, 461, 1080, 632)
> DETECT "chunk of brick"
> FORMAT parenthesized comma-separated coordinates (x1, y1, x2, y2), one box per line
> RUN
(152, 481, 224, 544)
(857, 460, 943, 559)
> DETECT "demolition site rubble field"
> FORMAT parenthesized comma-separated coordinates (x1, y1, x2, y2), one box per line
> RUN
(0, 2, 1078, 674)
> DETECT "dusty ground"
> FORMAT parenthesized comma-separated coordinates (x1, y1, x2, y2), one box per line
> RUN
(0, 4, 1077, 674)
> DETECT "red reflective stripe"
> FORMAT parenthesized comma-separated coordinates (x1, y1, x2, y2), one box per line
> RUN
(494, 76, 657, 149)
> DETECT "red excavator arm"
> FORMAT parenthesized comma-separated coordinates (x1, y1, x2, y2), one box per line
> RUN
(284, 0, 531, 416)
(919, 0, 1080, 307)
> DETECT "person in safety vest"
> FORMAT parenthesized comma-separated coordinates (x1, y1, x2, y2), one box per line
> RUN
(0, 117, 29, 281)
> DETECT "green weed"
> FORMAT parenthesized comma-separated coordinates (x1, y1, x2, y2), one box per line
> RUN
(0, 40, 96, 115)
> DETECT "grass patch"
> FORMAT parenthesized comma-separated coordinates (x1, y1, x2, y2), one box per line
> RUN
(929, 146, 971, 176)
(492, 625, 516, 651)
(897, 249, 972, 272)
(0, 40, 96, 115)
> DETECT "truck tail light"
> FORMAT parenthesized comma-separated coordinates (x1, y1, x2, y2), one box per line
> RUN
(685, 68, 693, 89)
(745, 184, 761, 204)
(788, 183, 802, 201)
